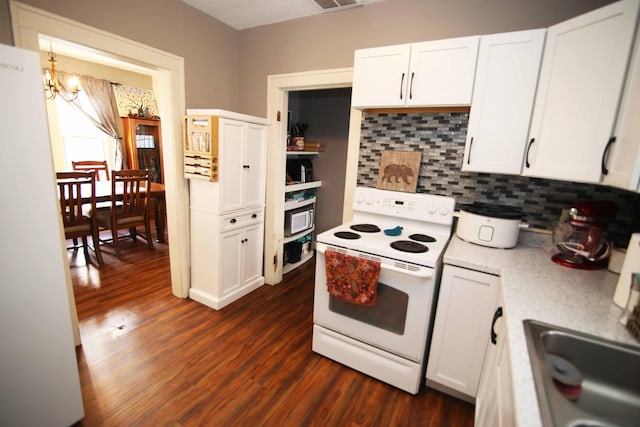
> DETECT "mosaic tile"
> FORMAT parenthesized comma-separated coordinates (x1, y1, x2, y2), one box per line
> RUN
(357, 112, 640, 247)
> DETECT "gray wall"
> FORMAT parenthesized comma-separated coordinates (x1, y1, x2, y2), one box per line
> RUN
(8, 0, 241, 110)
(237, 0, 616, 117)
(2, 0, 616, 114)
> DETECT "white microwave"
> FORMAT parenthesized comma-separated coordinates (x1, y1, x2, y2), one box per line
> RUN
(285, 206, 314, 236)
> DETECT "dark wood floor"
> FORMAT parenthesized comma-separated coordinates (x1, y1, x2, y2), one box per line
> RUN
(69, 234, 474, 426)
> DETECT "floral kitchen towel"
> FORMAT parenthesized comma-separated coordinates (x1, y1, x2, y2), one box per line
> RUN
(325, 250, 380, 306)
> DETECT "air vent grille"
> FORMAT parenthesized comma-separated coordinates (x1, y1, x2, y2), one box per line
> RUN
(313, 0, 358, 10)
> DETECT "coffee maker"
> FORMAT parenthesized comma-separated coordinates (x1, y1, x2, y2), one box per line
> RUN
(552, 201, 617, 269)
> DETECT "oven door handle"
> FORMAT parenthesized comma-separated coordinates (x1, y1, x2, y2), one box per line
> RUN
(381, 263, 433, 279)
(318, 246, 433, 279)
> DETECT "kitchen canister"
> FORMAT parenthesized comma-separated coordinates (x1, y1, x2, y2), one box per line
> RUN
(613, 233, 640, 308)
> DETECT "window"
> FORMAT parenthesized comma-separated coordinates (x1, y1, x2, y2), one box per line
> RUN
(55, 95, 115, 171)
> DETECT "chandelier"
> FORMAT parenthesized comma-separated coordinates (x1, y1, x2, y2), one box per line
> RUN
(43, 45, 80, 101)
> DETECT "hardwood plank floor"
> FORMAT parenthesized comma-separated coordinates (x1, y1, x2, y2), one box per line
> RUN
(69, 235, 474, 426)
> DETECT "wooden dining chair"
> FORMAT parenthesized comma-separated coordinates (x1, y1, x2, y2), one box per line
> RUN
(72, 160, 110, 181)
(95, 169, 154, 256)
(56, 171, 104, 266)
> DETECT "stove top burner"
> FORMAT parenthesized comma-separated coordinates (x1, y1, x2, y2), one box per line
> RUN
(334, 231, 361, 240)
(409, 233, 436, 243)
(390, 240, 428, 253)
(350, 224, 381, 233)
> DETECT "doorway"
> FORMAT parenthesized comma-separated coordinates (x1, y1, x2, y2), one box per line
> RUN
(11, 2, 189, 302)
(263, 68, 362, 285)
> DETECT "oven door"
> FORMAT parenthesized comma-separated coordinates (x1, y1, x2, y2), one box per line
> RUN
(313, 243, 437, 363)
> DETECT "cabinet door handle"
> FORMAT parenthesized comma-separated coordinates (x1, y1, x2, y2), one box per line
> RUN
(601, 136, 616, 175)
(525, 138, 535, 168)
(251, 214, 257, 219)
(409, 72, 415, 100)
(467, 137, 474, 164)
(230, 218, 237, 224)
(243, 165, 250, 169)
(400, 72, 405, 100)
(490, 306, 503, 345)
(241, 238, 248, 243)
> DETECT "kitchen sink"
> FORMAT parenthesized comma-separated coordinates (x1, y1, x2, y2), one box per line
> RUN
(523, 319, 640, 427)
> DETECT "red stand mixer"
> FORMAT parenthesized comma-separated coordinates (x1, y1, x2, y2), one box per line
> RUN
(552, 201, 617, 270)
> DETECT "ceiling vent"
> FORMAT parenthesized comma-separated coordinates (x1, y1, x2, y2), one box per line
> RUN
(312, 0, 358, 10)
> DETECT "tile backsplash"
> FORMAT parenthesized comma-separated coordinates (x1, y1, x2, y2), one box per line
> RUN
(357, 112, 640, 247)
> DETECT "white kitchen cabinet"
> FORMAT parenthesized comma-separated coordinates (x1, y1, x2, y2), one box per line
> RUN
(185, 109, 267, 212)
(351, 36, 479, 109)
(189, 205, 265, 310)
(219, 118, 267, 212)
(475, 290, 515, 427)
(523, 0, 640, 183)
(186, 110, 268, 310)
(220, 220, 264, 300)
(426, 264, 500, 401)
(462, 29, 546, 175)
(602, 20, 640, 192)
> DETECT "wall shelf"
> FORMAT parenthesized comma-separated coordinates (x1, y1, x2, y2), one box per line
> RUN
(284, 226, 315, 244)
(285, 181, 322, 193)
(284, 196, 316, 211)
(283, 251, 314, 274)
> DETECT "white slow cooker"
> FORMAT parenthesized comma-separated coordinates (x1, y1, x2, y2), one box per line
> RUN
(456, 203, 523, 249)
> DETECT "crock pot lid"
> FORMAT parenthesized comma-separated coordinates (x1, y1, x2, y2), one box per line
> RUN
(460, 202, 523, 220)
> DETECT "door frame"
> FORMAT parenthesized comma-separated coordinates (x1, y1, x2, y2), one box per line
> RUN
(11, 2, 191, 303)
(264, 68, 361, 285)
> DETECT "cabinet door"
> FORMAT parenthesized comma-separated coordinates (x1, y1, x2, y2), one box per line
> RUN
(523, 0, 639, 183)
(351, 44, 411, 109)
(603, 24, 640, 191)
(219, 118, 245, 212)
(243, 123, 267, 207)
(426, 265, 500, 398)
(407, 36, 479, 107)
(475, 293, 515, 427)
(463, 29, 545, 174)
(242, 223, 264, 287)
(220, 228, 243, 297)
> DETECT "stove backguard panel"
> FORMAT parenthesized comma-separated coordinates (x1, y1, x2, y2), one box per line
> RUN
(357, 112, 640, 246)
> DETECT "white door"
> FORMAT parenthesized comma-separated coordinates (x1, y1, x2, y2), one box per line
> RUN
(219, 118, 245, 212)
(351, 44, 411, 108)
(407, 36, 479, 106)
(523, 0, 640, 183)
(243, 123, 267, 208)
(426, 265, 500, 397)
(463, 29, 545, 174)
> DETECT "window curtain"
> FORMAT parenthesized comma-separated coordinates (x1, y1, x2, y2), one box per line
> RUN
(58, 71, 125, 169)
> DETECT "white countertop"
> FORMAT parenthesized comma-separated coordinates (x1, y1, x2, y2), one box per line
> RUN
(443, 232, 639, 426)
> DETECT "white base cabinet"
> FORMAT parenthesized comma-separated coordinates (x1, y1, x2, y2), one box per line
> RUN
(523, 0, 640, 183)
(475, 290, 515, 427)
(426, 265, 500, 400)
(462, 29, 545, 175)
(190, 206, 265, 310)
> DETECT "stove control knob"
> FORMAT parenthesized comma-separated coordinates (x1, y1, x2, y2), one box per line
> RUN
(439, 206, 450, 215)
(366, 197, 374, 206)
(428, 204, 438, 214)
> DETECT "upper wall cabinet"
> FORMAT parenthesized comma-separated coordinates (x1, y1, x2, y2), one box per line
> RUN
(522, 0, 640, 183)
(462, 29, 546, 175)
(602, 20, 640, 192)
(351, 36, 480, 109)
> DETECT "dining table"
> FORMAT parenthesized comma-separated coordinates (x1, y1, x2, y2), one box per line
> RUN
(91, 181, 167, 243)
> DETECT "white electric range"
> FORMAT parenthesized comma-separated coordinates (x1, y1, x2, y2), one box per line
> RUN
(312, 187, 456, 394)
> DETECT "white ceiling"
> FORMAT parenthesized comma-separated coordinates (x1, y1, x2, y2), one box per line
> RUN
(181, 0, 387, 30)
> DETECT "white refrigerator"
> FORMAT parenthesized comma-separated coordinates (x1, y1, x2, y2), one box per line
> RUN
(0, 43, 84, 425)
